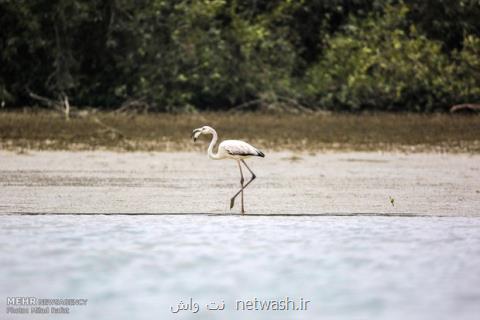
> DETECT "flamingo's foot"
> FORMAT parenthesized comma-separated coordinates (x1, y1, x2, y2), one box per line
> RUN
(230, 198, 235, 209)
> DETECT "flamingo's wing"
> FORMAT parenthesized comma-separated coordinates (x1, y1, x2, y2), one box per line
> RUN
(220, 140, 265, 157)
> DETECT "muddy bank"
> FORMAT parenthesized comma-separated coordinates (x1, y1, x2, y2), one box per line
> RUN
(1, 112, 480, 152)
(0, 151, 479, 216)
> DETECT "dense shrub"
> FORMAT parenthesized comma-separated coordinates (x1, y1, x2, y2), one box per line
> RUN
(0, 0, 479, 111)
(450, 35, 480, 104)
(303, 4, 480, 112)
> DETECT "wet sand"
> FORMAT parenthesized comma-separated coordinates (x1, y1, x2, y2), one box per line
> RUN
(0, 151, 479, 216)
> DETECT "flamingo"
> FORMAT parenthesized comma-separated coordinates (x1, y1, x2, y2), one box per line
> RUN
(192, 126, 265, 214)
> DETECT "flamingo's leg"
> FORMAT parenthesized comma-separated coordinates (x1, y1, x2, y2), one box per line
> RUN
(241, 160, 256, 178)
(230, 160, 245, 212)
(230, 160, 256, 213)
(239, 161, 245, 213)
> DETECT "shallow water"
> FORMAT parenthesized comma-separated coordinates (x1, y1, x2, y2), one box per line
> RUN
(1, 215, 480, 320)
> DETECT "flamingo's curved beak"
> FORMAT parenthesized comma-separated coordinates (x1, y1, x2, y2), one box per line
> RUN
(191, 129, 201, 142)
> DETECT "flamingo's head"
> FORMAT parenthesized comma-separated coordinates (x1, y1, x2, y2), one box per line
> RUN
(191, 126, 214, 142)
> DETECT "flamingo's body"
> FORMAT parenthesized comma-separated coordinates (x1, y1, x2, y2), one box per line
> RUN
(215, 139, 265, 160)
(192, 126, 264, 213)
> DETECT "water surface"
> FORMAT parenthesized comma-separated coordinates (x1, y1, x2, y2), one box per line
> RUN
(1, 215, 479, 320)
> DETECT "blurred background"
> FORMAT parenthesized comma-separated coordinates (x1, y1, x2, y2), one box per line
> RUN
(1, 3, 480, 320)
(1, 0, 479, 113)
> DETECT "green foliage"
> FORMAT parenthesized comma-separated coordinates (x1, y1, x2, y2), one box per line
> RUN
(0, 0, 479, 111)
(304, 3, 480, 111)
(450, 35, 480, 103)
(130, 0, 297, 110)
(406, 0, 480, 51)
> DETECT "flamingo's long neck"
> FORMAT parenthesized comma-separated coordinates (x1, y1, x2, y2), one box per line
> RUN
(207, 129, 221, 160)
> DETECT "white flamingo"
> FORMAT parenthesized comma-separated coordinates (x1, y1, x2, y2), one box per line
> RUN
(192, 126, 265, 214)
